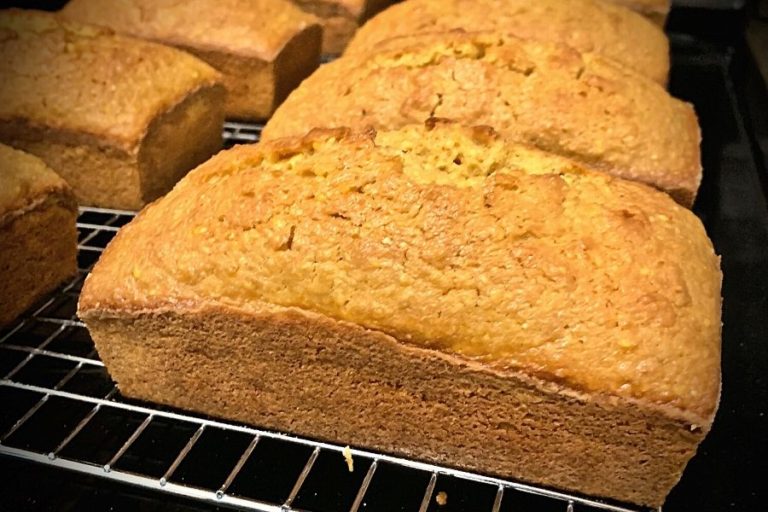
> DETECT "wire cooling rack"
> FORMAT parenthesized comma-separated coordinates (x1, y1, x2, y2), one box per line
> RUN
(0, 123, 651, 512)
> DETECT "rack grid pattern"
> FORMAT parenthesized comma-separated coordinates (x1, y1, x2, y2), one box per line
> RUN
(0, 123, 652, 512)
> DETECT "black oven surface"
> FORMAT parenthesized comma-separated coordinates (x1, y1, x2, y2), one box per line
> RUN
(1, 7, 767, 512)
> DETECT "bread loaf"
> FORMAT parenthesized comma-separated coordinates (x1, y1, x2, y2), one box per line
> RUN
(80, 122, 722, 507)
(345, 0, 669, 84)
(61, 0, 322, 119)
(292, 0, 394, 54)
(1, 144, 77, 327)
(263, 31, 701, 205)
(0, 10, 225, 210)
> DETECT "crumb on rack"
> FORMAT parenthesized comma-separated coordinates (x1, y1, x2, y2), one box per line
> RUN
(342, 445, 354, 472)
(436, 491, 448, 506)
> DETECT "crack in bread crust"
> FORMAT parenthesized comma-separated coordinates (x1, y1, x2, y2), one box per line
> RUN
(344, 0, 668, 84)
(263, 32, 701, 205)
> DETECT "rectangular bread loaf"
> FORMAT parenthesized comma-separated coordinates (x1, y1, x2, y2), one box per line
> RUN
(61, 0, 322, 120)
(344, 0, 669, 84)
(292, 0, 394, 54)
(0, 10, 225, 211)
(264, 31, 701, 206)
(604, 0, 671, 26)
(1, 144, 77, 328)
(79, 122, 722, 507)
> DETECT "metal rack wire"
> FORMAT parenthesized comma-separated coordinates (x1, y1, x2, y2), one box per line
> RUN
(0, 123, 651, 512)
(222, 121, 263, 146)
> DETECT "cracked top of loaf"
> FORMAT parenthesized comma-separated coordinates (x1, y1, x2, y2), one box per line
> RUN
(0, 143, 74, 223)
(263, 30, 701, 205)
(0, 9, 221, 151)
(61, 0, 320, 62)
(80, 122, 722, 426)
(345, 0, 669, 84)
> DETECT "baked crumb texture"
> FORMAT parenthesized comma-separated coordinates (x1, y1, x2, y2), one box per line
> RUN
(0, 9, 226, 210)
(80, 123, 722, 507)
(345, 0, 669, 84)
(0, 144, 77, 327)
(264, 31, 701, 206)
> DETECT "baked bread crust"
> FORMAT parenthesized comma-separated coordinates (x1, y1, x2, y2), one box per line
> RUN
(263, 31, 702, 205)
(0, 144, 77, 327)
(345, 0, 669, 84)
(0, 10, 225, 209)
(83, 305, 709, 507)
(60, 0, 322, 119)
(79, 123, 721, 506)
(292, 0, 395, 54)
(0, 144, 71, 220)
(604, 0, 671, 26)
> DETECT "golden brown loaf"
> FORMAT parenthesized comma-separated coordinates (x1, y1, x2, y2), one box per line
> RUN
(80, 122, 722, 506)
(61, 0, 322, 119)
(292, 0, 395, 54)
(0, 9, 225, 210)
(603, 0, 671, 26)
(345, 0, 669, 84)
(263, 31, 702, 205)
(1, 144, 77, 327)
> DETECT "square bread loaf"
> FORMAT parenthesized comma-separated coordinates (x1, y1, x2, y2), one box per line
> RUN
(0, 10, 225, 211)
(264, 31, 701, 206)
(292, 0, 394, 54)
(1, 144, 77, 328)
(61, 0, 322, 120)
(79, 122, 722, 507)
(344, 0, 670, 85)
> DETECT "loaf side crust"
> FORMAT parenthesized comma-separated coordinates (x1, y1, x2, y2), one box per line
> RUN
(292, 0, 360, 54)
(273, 24, 324, 115)
(2, 82, 224, 210)
(0, 10, 222, 152)
(344, 0, 669, 84)
(293, 0, 394, 53)
(318, 15, 359, 54)
(174, 24, 320, 119)
(80, 303, 708, 507)
(138, 84, 225, 203)
(263, 32, 701, 205)
(0, 182, 77, 327)
(1, 119, 137, 209)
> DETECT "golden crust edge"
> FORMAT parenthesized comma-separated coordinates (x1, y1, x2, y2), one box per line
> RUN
(78, 297, 718, 431)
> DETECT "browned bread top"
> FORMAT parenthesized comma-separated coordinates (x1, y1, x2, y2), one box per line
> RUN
(80, 122, 722, 426)
(0, 143, 75, 222)
(263, 31, 701, 205)
(61, 0, 320, 61)
(346, 0, 669, 84)
(0, 10, 221, 152)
